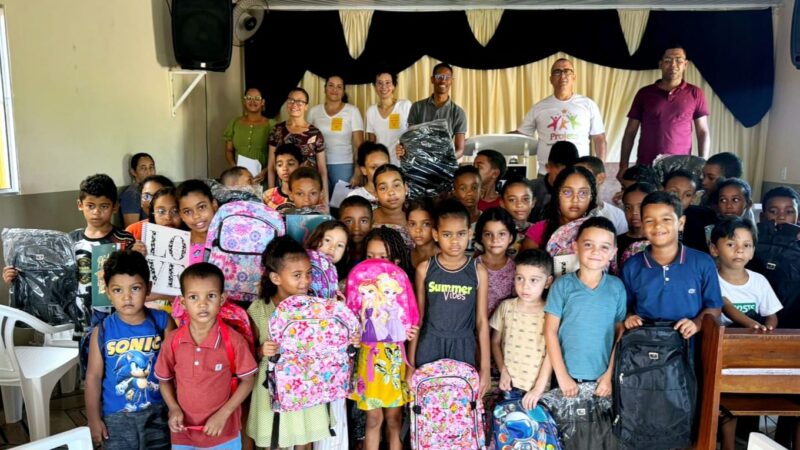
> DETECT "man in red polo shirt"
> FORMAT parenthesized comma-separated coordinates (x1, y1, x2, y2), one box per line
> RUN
(617, 46, 711, 182)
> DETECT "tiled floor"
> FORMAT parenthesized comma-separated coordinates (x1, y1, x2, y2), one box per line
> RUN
(0, 388, 86, 449)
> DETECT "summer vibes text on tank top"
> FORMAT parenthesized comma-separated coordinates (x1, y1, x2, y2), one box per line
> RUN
(424, 256, 479, 334)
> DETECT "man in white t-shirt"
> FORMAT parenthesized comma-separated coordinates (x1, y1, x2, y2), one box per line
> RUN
(516, 58, 607, 175)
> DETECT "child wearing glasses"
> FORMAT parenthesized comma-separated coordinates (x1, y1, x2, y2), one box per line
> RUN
(124, 176, 176, 241)
(523, 166, 598, 250)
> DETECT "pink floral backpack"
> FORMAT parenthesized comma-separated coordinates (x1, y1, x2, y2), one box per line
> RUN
(345, 259, 419, 380)
(621, 240, 649, 266)
(172, 297, 255, 354)
(267, 295, 360, 413)
(410, 359, 486, 450)
(307, 249, 338, 299)
(205, 200, 285, 304)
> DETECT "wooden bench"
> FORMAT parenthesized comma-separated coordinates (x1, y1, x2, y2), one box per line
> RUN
(696, 315, 800, 449)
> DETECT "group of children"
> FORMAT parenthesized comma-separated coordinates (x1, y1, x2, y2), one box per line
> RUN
(2, 140, 799, 450)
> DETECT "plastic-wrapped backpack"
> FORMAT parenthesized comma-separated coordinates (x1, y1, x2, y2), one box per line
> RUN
(493, 390, 563, 450)
(400, 119, 458, 200)
(307, 249, 338, 299)
(205, 200, 285, 304)
(540, 383, 618, 450)
(410, 358, 486, 450)
(267, 294, 360, 413)
(652, 154, 706, 186)
(1, 228, 78, 327)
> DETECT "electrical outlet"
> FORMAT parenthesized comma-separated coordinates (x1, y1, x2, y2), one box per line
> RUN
(781, 167, 788, 181)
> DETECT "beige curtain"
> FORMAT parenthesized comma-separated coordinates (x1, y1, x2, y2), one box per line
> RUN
(290, 11, 768, 198)
(339, 10, 374, 59)
(465, 9, 504, 47)
(617, 10, 650, 55)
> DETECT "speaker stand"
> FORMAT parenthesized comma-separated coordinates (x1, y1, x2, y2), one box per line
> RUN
(169, 69, 207, 117)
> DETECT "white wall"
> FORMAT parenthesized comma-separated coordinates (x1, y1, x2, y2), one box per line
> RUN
(765, 0, 800, 185)
(2, 0, 243, 195)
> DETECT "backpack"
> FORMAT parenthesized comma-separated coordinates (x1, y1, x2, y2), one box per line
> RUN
(345, 259, 419, 345)
(267, 295, 359, 413)
(307, 249, 338, 299)
(493, 391, 563, 450)
(612, 323, 696, 450)
(171, 300, 255, 355)
(620, 240, 649, 268)
(753, 221, 800, 328)
(652, 154, 706, 185)
(285, 214, 335, 245)
(205, 200, 285, 304)
(171, 321, 239, 395)
(540, 383, 618, 450)
(1, 228, 78, 327)
(409, 358, 486, 450)
(545, 217, 589, 278)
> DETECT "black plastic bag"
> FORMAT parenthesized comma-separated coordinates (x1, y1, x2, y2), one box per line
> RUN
(400, 119, 458, 200)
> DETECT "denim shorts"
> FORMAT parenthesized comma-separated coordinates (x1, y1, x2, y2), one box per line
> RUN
(103, 403, 170, 450)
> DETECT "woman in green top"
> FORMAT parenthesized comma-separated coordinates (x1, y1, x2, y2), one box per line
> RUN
(224, 88, 275, 176)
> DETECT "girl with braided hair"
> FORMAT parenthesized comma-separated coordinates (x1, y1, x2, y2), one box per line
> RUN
(362, 226, 413, 278)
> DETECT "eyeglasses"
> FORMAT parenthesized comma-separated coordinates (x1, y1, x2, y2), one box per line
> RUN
(661, 57, 686, 65)
(243, 95, 263, 102)
(154, 208, 180, 218)
(551, 69, 575, 77)
(433, 74, 452, 81)
(286, 98, 308, 106)
(559, 188, 591, 201)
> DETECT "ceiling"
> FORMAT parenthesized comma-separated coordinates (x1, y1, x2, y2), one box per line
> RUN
(260, 0, 782, 10)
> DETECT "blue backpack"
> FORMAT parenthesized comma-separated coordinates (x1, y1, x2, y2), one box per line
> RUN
(493, 392, 563, 450)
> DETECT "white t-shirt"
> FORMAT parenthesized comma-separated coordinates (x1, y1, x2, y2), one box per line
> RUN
(308, 103, 364, 165)
(365, 99, 412, 166)
(516, 94, 605, 174)
(594, 201, 629, 235)
(719, 269, 783, 326)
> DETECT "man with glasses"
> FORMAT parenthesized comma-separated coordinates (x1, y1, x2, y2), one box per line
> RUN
(407, 62, 468, 158)
(618, 46, 710, 183)
(516, 58, 607, 177)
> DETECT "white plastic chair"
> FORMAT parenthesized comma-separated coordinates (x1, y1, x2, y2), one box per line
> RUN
(0, 305, 79, 441)
(748, 432, 789, 450)
(10, 426, 92, 449)
(42, 328, 79, 394)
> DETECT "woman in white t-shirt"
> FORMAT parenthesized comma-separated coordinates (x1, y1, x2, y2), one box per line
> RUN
(308, 75, 364, 195)
(365, 71, 412, 166)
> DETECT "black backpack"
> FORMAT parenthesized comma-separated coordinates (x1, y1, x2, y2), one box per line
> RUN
(752, 221, 800, 328)
(613, 323, 696, 450)
(540, 382, 619, 450)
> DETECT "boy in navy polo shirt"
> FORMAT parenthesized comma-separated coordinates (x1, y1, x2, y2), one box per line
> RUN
(622, 191, 722, 338)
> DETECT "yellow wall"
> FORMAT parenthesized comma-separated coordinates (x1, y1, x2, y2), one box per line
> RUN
(2, 0, 243, 195)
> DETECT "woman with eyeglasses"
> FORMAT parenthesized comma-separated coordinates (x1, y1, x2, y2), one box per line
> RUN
(307, 75, 364, 194)
(365, 71, 412, 166)
(265, 87, 329, 202)
(124, 176, 176, 240)
(224, 87, 275, 177)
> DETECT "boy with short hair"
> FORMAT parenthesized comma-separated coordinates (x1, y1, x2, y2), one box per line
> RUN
(622, 191, 722, 339)
(701, 152, 743, 208)
(220, 167, 254, 188)
(544, 216, 626, 397)
(575, 155, 628, 234)
(155, 263, 257, 450)
(85, 250, 175, 448)
(530, 141, 579, 222)
(663, 169, 718, 253)
(263, 143, 303, 210)
(279, 166, 326, 213)
(474, 149, 506, 212)
(761, 186, 800, 225)
(340, 195, 374, 263)
(491, 249, 554, 409)
(452, 165, 482, 224)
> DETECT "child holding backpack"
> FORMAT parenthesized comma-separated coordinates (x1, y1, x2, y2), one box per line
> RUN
(155, 263, 257, 449)
(85, 250, 174, 448)
(247, 236, 342, 450)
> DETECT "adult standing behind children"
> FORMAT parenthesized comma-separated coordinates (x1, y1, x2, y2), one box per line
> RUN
(618, 46, 711, 182)
(121, 153, 156, 227)
(264, 88, 329, 203)
(515, 58, 607, 176)
(366, 71, 412, 166)
(404, 63, 467, 159)
(308, 75, 364, 193)
(224, 88, 275, 178)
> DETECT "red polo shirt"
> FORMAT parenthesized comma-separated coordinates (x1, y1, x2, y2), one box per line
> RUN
(627, 80, 709, 165)
(155, 322, 257, 447)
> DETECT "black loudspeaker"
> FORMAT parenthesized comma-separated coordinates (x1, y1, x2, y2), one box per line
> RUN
(172, 0, 233, 72)
(793, 0, 800, 69)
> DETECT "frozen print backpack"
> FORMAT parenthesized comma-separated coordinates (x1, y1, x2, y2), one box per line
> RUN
(345, 259, 419, 345)
(410, 359, 486, 450)
(307, 249, 338, 299)
(493, 391, 563, 450)
(267, 295, 360, 413)
(205, 200, 285, 303)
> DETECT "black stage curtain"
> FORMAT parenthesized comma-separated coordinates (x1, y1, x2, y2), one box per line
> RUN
(244, 8, 773, 128)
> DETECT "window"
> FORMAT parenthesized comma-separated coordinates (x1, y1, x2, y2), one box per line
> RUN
(0, 7, 17, 193)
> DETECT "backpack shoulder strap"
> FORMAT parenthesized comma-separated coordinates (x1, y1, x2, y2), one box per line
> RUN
(94, 314, 109, 353)
(218, 322, 239, 394)
(144, 308, 166, 338)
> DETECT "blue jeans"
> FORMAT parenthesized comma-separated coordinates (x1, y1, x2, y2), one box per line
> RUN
(327, 163, 354, 197)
